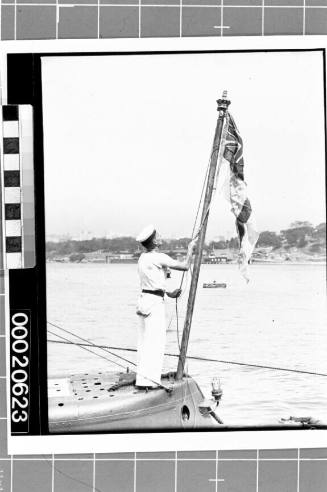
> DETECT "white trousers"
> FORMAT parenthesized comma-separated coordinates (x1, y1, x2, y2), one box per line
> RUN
(136, 295, 166, 387)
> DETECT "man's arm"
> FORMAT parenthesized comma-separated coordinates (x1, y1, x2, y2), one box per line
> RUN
(160, 239, 197, 271)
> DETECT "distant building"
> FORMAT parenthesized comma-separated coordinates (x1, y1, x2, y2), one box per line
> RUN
(84, 250, 108, 263)
(109, 253, 137, 263)
(203, 248, 233, 264)
(73, 230, 94, 241)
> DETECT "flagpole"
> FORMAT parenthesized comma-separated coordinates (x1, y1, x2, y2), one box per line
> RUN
(176, 91, 231, 381)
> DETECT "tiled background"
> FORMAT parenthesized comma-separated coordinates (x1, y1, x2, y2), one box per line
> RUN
(1, 1, 327, 490)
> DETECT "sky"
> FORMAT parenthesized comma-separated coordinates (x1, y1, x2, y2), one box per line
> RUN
(41, 50, 326, 241)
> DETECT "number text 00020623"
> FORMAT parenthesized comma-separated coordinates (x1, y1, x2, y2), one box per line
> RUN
(10, 311, 31, 433)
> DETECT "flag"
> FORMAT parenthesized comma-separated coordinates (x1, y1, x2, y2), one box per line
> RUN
(222, 114, 259, 282)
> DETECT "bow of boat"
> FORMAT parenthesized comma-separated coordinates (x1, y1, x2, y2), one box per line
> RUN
(48, 371, 222, 433)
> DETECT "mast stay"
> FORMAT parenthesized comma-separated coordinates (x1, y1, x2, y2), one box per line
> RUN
(176, 91, 231, 380)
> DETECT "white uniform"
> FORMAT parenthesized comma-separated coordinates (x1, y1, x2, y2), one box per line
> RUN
(136, 251, 176, 387)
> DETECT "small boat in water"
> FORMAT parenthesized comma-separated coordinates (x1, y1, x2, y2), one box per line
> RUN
(203, 281, 227, 288)
(48, 92, 232, 433)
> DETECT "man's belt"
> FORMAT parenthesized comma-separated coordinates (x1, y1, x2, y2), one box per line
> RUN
(142, 289, 165, 298)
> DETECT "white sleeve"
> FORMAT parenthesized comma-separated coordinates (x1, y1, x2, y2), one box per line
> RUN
(156, 253, 180, 269)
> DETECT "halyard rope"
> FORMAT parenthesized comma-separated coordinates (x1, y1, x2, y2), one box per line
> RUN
(48, 334, 327, 377)
(175, 114, 229, 351)
(48, 322, 171, 390)
(48, 329, 126, 369)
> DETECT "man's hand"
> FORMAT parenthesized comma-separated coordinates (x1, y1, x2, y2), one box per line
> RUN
(166, 288, 182, 299)
(187, 238, 197, 255)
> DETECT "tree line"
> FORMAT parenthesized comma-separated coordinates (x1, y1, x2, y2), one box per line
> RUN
(46, 221, 325, 257)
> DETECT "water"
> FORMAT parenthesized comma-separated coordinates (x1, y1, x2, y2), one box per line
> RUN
(47, 262, 327, 426)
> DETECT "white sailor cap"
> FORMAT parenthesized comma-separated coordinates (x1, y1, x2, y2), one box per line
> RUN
(136, 224, 156, 243)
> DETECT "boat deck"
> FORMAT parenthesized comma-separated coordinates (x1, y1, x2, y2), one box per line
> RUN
(48, 370, 219, 432)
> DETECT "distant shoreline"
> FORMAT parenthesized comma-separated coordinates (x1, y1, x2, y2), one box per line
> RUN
(46, 258, 326, 266)
(251, 260, 326, 265)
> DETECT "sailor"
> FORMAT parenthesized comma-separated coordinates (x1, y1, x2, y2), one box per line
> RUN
(135, 225, 197, 389)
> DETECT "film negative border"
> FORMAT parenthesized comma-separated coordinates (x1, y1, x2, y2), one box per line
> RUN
(0, 104, 35, 270)
(1, 3, 327, 40)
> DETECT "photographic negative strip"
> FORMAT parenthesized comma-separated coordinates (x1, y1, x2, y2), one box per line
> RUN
(1, 104, 35, 270)
(0, 37, 327, 455)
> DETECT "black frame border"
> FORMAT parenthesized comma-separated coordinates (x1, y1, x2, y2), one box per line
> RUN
(7, 47, 327, 436)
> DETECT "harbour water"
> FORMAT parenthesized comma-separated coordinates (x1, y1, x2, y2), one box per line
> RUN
(47, 262, 327, 426)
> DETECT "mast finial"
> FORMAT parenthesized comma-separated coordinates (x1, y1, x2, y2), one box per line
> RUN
(217, 90, 231, 113)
